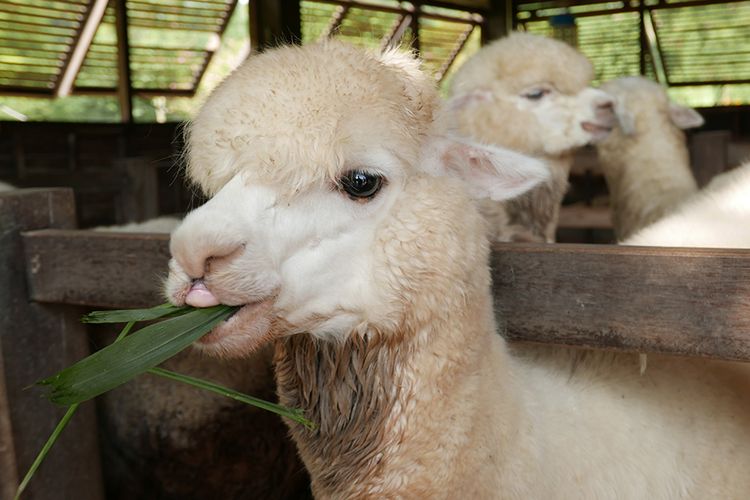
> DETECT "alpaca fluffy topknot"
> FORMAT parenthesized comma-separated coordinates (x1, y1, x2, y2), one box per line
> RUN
(186, 41, 440, 197)
(451, 32, 594, 96)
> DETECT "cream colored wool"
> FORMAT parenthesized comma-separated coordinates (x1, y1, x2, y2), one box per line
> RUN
(625, 161, 750, 248)
(166, 42, 750, 499)
(448, 32, 615, 242)
(597, 76, 704, 241)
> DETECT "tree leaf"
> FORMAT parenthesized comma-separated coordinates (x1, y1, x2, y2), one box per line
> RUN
(39, 305, 238, 405)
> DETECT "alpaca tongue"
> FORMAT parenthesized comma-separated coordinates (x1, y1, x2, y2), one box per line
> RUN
(185, 281, 220, 308)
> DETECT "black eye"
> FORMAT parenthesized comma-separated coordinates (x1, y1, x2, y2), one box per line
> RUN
(339, 170, 384, 200)
(523, 88, 550, 101)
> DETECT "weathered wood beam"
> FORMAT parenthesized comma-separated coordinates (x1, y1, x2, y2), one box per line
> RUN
(24, 229, 170, 309)
(322, 5, 351, 38)
(190, 0, 240, 92)
(21, 228, 750, 362)
(0, 189, 104, 500)
(642, 8, 668, 85)
(382, 14, 411, 51)
(114, 0, 133, 123)
(249, 0, 301, 52)
(410, 2, 421, 53)
(482, 0, 512, 43)
(491, 243, 750, 362)
(436, 24, 475, 82)
(56, 0, 109, 97)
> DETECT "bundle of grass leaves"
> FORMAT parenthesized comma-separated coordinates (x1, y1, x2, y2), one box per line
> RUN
(15, 303, 313, 500)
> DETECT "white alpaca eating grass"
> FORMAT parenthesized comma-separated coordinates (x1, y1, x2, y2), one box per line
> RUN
(165, 41, 750, 498)
(447, 32, 616, 242)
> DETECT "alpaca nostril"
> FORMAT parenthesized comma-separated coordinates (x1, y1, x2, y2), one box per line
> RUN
(171, 236, 245, 280)
(598, 100, 614, 111)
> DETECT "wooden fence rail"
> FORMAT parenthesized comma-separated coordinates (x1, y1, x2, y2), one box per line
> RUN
(18, 215, 750, 363)
(2, 188, 750, 499)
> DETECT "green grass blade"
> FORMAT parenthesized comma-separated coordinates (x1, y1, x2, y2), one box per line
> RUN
(149, 367, 316, 431)
(39, 306, 237, 405)
(82, 303, 190, 324)
(14, 404, 79, 500)
(15, 321, 137, 500)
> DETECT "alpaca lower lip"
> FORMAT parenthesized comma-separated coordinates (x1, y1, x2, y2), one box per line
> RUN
(582, 121, 612, 134)
(582, 121, 613, 141)
(195, 299, 276, 356)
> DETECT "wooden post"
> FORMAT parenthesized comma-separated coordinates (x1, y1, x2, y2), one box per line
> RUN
(410, 1, 421, 54)
(0, 189, 104, 500)
(249, 0, 302, 52)
(114, 158, 159, 224)
(689, 130, 730, 188)
(114, 0, 133, 123)
(483, 0, 512, 43)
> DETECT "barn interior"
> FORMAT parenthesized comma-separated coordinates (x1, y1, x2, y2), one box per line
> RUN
(0, 1, 748, 499)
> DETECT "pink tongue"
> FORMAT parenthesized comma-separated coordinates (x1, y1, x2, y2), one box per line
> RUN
(185, 281, 220, 308)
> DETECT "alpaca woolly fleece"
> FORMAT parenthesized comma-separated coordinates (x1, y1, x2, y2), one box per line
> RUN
(447, 32, 615, 242)
(625, 161, 750, 248)
(597, 76, 704, 241)
(166, 41, 750, 499)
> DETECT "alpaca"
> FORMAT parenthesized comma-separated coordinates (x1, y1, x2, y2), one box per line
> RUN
(596, 76, 705, 241)
(165, 42, 750, 498)
(447, 32, 616, 242)
(624, 161, 750, 248)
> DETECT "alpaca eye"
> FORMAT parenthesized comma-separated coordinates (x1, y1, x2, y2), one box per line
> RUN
(523, 88, 550, 101)
(339, 170, 384, 200)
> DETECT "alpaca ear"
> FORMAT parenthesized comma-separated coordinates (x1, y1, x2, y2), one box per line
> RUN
(613, 97, 637, 135)
(421, 136, 550, 201)
(668, 102, 704, 130)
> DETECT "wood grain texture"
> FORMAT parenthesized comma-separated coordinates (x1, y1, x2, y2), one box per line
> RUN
(24, 229, 170, 309)
(0, 189, 104, 500)
(23, 229, 750, 362)
(492, 242, 750, 362)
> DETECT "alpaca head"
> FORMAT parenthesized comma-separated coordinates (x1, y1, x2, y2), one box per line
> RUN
(448, 32, 616, 156)
(599, 76, 704, 137)
(165, 42, 548, 358)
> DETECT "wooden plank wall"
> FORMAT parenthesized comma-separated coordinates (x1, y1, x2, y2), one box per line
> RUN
(0, 121, 196, 228)
(0, 189, 104, 500)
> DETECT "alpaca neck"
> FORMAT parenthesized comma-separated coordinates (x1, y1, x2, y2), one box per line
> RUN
(274, 291, 523, 498)
(501, 154, 572, 242)
(598, 121, 698, 240)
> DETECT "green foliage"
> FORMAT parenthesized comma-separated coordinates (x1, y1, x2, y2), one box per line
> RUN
(39, 305, 238, 404)
(3, 1, 747, 123)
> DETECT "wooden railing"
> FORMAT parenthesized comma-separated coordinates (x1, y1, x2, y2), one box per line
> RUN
(1, 188, 749, 499)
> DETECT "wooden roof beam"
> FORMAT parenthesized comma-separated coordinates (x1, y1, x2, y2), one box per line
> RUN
(382, 14, 411, 51)
(56, 0, 109, 97)
(114, 0, 133, 123)
(322, 5, 351, 38)
(643, 9, 668, 85)
(436, 24, 475, 83)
